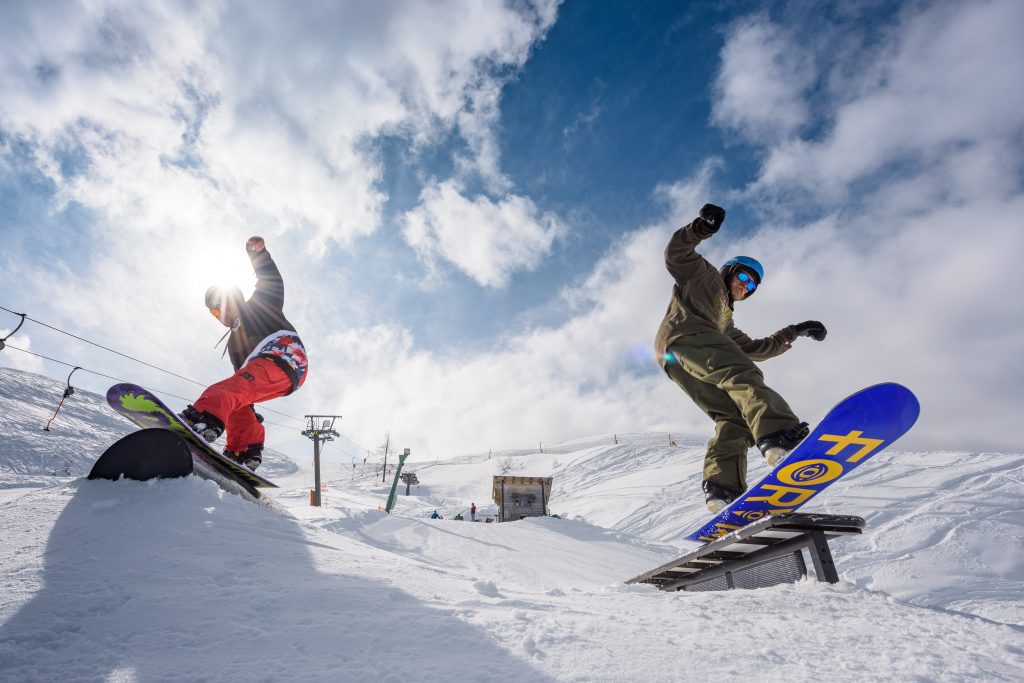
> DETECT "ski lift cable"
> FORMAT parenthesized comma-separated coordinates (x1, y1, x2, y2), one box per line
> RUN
(0, 305, 305, 425)
(3, 343, 292, 433)
(321, 436, 372, 461)
(1, 305, 206, 387)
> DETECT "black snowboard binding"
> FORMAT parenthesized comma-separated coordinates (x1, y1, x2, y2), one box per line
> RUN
(702, 479, 741, 514)
(756, 422, 810, 466)
(224, 444, 263, 472)
(179, 405, 225, 443)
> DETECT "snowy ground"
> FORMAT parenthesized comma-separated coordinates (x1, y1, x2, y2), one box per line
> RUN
(2, 368, 1023, 681)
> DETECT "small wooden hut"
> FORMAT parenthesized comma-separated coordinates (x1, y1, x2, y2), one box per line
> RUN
(492, 475, 553, 522)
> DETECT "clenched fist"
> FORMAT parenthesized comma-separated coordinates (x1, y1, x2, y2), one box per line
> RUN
(246, 236, 266, 254)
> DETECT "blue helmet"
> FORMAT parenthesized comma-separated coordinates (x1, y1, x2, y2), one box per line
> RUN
(721, 256, 764, 283)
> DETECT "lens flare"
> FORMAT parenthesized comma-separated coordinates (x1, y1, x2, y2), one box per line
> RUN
(627, 343, 656, 365)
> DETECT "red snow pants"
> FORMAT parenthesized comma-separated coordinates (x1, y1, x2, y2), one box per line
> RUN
(193, 357, 293, 452)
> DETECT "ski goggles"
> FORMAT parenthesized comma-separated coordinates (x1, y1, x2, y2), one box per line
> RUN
(736, 271, 758, 292)
(209, 307, 222, 318)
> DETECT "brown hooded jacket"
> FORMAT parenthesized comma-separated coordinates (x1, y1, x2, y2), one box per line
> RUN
(654, 219, 795, 369)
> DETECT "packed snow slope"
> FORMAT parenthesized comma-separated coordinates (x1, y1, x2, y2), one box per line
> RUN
(1, 367, 1023, 681)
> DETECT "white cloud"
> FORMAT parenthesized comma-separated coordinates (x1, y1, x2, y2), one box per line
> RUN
(454, 79, 513, 193)
(299, 265, 682, 458)
(0, 332, 45, 374)
(711, 14, 815, 141)
(743, 0, 1024, 200)
(0, 0, 561, 253)
(402, 180, 565, 288)
(653, 157, 723, 225)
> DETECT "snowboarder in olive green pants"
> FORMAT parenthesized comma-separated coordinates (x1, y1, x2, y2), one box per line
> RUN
(654, 203, 827, 513)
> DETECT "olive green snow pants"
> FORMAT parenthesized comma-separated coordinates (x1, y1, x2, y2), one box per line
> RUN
(665, 333, 799, 492)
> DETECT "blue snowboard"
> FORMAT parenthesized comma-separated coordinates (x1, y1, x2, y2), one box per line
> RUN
(686, 382, 920, 543)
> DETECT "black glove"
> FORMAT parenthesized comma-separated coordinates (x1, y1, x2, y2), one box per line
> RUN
(788, 321, 827, 341)
(694, 203, 726, 237)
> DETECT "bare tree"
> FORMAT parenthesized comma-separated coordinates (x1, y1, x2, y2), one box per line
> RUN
(377, 432, 391, 482)
(497, 457, 524, 474)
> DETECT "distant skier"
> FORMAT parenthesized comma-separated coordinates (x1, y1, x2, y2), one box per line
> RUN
(180, 236, 308, 471)
(470, 502, 477, 522)
(654, 204, 826, 513)
(431, 510, 442, 519)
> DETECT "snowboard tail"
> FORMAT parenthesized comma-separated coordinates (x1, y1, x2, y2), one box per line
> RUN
(686, 382, 920, 543)
(104, 383, 277, 491)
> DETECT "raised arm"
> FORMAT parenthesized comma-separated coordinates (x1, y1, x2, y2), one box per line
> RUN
(246, 236, 284, 311)
(665, 203, 725, 283)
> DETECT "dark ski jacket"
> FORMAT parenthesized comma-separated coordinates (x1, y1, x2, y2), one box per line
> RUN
(654, 219, 794, 370)
(226, 250, 308, 393)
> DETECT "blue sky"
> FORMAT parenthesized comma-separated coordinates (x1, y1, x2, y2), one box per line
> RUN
(2, 0, 1022, 459)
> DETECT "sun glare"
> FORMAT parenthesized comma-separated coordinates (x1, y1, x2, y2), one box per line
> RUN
(184, 243, 257, 304)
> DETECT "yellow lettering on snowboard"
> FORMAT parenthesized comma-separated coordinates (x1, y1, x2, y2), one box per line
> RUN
(818, 430, 885, 463)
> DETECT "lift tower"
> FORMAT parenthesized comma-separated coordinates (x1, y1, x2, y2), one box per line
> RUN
(302, 415, 341, 507)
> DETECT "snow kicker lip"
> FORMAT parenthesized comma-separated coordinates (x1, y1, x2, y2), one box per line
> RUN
(88, 428, 194, 482)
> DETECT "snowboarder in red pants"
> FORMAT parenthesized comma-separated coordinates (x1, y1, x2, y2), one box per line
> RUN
(180, 236, 308, 471)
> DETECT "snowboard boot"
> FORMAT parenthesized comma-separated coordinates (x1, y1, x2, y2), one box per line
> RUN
(224, 445, 263, 471)
(702, 479, 741, 514)
(179, 405, 225, 443)
(756, 422, 810, 466)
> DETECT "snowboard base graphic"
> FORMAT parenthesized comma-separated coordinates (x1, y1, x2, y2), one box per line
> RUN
(686, 382, 920, 543)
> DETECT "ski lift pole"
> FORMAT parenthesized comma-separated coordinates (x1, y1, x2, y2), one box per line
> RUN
(385, 449, 411, 514)
(44, 366, 81, 431)
(302, 415, 341, 507)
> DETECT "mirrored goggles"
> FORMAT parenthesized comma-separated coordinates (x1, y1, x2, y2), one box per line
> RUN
(736, 271, 758, 292)
(209, 307, 221, 318)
